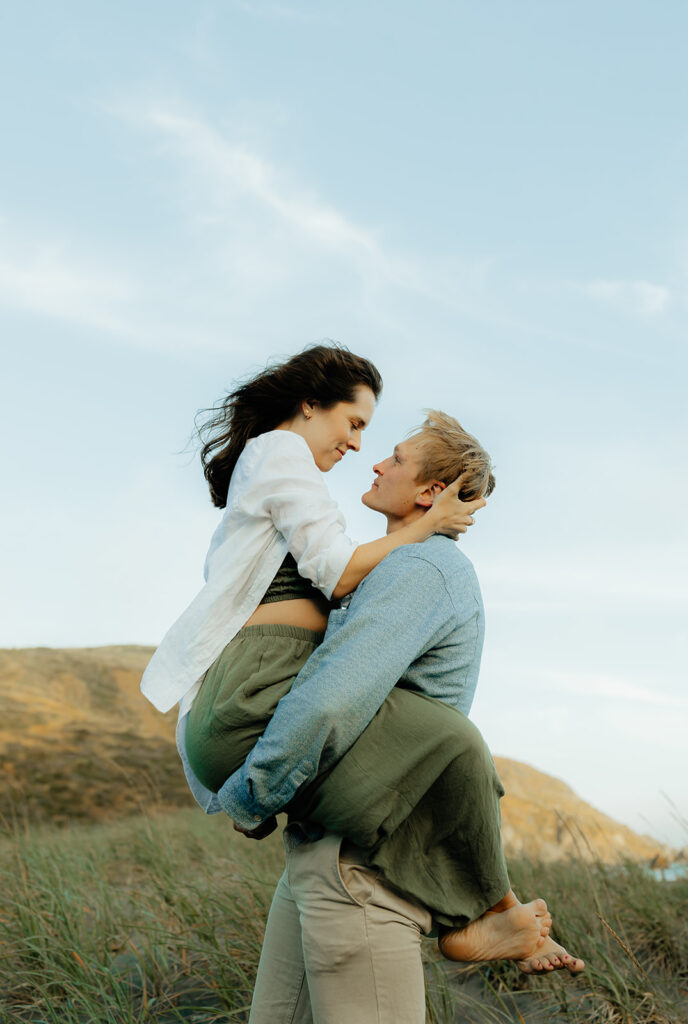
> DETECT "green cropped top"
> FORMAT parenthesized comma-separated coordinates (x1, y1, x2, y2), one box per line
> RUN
(262, 553, 326, 604)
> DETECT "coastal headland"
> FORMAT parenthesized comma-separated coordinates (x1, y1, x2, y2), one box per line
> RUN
(0, 645, 679, 869)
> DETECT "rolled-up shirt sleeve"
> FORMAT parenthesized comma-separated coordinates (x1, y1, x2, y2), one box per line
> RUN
(216, 552, 453, 828)
(240, 434, 358, 599)
(141, 431, 358, 716)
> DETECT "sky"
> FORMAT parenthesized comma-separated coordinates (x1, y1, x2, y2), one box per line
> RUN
(1, 1, 686, 848)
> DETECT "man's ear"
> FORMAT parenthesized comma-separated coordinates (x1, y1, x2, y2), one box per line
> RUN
(416, 481, 445, 509)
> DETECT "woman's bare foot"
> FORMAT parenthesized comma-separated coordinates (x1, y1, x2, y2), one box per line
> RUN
(517, 937, 585, 974)
(439, 890, 551, 963)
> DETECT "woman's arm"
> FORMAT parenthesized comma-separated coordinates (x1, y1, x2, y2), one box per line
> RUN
(257, 432, 485, 600)
(332, 476, 485, 598)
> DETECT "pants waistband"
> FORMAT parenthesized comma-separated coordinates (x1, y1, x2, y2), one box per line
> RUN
(236, 623, 324, 642)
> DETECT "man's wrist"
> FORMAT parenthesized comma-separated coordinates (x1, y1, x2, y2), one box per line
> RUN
(216, 776, 268, 830)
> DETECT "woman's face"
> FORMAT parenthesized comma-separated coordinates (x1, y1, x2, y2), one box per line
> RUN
(299, 385, 377, 472)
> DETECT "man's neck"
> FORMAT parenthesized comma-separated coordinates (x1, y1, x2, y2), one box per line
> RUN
(385, 510, 426, 536)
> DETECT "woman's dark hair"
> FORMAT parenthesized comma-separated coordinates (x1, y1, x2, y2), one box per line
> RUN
(197, 343, 383, 508)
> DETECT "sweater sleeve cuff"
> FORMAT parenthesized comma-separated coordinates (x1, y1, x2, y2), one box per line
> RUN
(216, 769, 267, 829)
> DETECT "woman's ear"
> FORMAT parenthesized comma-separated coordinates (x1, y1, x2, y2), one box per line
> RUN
(301, 400, 314, 420)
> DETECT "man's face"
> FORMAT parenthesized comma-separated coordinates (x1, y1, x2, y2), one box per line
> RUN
(361, 436, 433, 522)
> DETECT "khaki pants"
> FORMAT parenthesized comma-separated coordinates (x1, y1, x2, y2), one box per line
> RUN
(249, 832, 433, 1024)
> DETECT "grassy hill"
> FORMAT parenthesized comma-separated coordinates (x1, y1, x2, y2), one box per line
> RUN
(0, 646, 676, 865)
(1, 646, 686, 1024)
(0, 645, 189, 824)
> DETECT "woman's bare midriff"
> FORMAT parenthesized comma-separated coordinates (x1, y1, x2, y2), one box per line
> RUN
(243, 597, 329, 633)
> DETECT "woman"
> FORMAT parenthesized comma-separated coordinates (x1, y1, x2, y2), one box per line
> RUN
(141, 344, 480, 804)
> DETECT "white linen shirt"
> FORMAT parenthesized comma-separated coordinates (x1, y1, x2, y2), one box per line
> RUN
(140, 430, 358, 718)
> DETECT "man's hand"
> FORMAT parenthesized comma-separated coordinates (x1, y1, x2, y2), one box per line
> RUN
(232, 815, 278, 841)
(430, 473, 487, 539)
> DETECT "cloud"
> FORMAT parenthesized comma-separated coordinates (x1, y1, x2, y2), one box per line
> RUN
(481, 556, 688, 606)
(0, 222, 239, 354)
(2, 101, 434, 353)
(141, 106, 420, 304)
(478, 654, 686, 709)
(582, 278, 671, 315)
(148, 109, 379, 256)
(543, 670, 688, 709)
(607, 706, 688, 751)
(0, 234, 135, 335)
(107, 102, 530, 339)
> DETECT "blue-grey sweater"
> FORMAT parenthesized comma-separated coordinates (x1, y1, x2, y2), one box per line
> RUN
(217, 535, 485, 829)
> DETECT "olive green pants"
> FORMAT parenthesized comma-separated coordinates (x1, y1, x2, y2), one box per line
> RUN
(185, 624, 509, 928)
(185, 625, 321, 793)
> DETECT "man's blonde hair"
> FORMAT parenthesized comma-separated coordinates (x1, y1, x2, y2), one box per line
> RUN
(411, 409, 495, 500)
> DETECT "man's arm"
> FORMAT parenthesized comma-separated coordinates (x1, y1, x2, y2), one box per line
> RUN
(217, 550, 453, 829)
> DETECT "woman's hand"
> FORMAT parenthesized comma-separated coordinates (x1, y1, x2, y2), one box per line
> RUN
(426, 474, 486, 539)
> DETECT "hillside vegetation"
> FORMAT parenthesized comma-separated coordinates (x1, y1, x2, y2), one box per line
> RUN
(0, 645, 676, 866)
(1, 808, 686, 1024)
(1, 646, 686, 1023)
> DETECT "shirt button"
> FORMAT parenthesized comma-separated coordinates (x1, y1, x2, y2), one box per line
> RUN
(253, 815, 262, 822)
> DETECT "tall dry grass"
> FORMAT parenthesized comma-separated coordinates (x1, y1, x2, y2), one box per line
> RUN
(1, 808, 686, 1023)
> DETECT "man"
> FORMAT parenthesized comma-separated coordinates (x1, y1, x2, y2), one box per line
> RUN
(219, 410, 583, 1024)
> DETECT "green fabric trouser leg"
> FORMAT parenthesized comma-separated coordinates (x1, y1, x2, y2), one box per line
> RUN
(292, 688, 509, 929)
(185, 625, 510, 928)
(185, 625, 323, 792)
